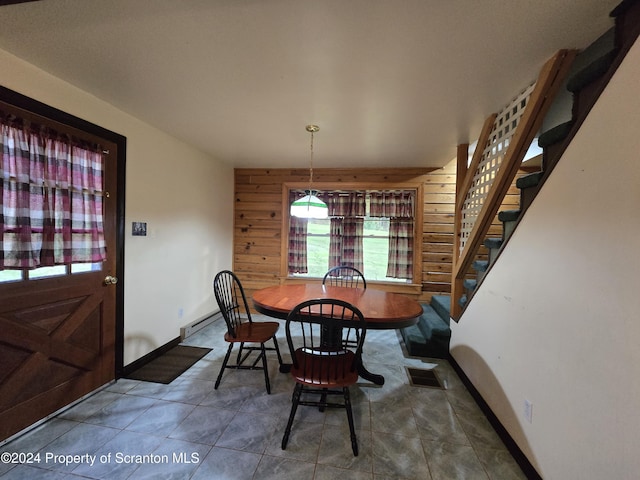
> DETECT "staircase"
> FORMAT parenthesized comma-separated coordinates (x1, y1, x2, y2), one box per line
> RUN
(458, 0, 640, 310)
(401, 295, 451, 358)
(405, 0, 640, 355)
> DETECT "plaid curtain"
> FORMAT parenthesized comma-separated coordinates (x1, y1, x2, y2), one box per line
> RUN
(387, 218, 413, 279)
(369, 190, 414, 218)
(287, 190, 308, 273)
(324, 191, 366, 217)
(328, 217, 364, 272)
(326, 192, 365, 272)
(370, 190, 414, 280)
(1, 119, 106, 270)
(341, 217, 364, 271)
(328, 217, 342, 270)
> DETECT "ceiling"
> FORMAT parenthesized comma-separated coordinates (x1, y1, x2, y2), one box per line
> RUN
(0, 0, 619, 169)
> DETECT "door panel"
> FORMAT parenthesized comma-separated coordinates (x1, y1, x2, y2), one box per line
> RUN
(0, 279, 114, 437)
(0, 121, 119, 441)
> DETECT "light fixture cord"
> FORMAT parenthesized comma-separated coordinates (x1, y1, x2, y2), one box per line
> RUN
(308, 130, 314, 194)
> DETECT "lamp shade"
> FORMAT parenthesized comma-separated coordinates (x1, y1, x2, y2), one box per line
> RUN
(290, 193, 328, 219)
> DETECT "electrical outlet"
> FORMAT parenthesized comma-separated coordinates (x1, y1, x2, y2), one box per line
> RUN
(178, 307, 184, 319)
(524, 399, 533, 423)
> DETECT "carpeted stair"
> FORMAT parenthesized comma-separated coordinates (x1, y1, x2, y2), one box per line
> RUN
(401, 295, 451, 358)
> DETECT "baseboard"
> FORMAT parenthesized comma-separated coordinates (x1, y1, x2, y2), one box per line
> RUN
(448, 356, 542, 480)
(121, 336, 181, 377)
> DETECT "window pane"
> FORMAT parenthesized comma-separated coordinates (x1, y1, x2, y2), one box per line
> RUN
(0, 263, 103, 283)
(364, 217, 389, 234)
(29, 265, 67, 279)
(362, 236, 389, 280)
(71, 262, 103, 274)
(303, 216, 407, 281)
(307, 234, 329, 277)
(304, 218, 330, 277)
(0, 270, 23, 283)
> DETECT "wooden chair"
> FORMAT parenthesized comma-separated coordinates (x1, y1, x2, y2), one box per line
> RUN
(281, 298, 366, 456)
(322, 266, 367, 289)
(212, 270, 283, 394)
(323, 266, 366, 351)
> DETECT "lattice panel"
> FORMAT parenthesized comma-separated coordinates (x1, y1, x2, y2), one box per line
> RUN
(459, 82, 535, 253)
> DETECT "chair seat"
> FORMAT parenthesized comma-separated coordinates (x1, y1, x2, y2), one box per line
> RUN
(224, 321, 280, 343)
(290, 349, 358, 387)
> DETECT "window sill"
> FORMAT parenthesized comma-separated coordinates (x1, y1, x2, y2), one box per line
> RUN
(281, 276, 422, 296)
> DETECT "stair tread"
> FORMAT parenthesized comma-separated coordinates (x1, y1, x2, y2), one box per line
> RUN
(400, 326, 449, 358)
(498, 209, 521, 222)
(458, 295, 467, 308)
(417, 304, 451, 337)
(463, 278, 477, 290)
(516, 171, 544, 189)
(567, 49, 618, 93)
(430, 295, 451, 324)
(484, 237, 503, 249)
(403, 323, 431, 340)
(401, 325, 431, 356)
(401, 302, 451, 358)
(472, 260, 489, 272)
(538, 121, 574, 148)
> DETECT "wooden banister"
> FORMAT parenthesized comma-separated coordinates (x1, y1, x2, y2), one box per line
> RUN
(451, 143, 469, 319)
(451, 49, 577, 318)
(456, 114, 497, 212)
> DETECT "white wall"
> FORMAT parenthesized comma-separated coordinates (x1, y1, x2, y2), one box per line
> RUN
(0, 49, 234, 365)
(450, 40, 640, 479)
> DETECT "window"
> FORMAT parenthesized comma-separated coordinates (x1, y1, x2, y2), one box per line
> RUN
(0, 263, 103, 283)
(305, 215, 395, 280)
(287, 188, 418, 283)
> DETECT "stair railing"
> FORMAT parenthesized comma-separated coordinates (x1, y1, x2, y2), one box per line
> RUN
(451, 49, 577, 321)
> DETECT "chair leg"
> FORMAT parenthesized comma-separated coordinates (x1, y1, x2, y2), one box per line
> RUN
(344, 387, 358, 456)
(260, 343, 271, 394)
(236, 342, 245, 365)
(272, 335, 283, 366)
(282, 383, 302, 450)
(319, 388, 328, 412)
(215, 343, 233, 389)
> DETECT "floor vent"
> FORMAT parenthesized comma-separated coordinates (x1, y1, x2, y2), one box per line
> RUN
(406, 367, 444, 389)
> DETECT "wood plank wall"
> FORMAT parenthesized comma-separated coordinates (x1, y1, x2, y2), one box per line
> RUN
(233, 161, 527, 306)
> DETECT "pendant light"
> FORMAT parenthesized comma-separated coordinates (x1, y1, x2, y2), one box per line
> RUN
(290, 125, 328, 219)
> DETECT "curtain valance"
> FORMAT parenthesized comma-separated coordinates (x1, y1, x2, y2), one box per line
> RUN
(291, 189, 415, 219)
(321, 191, 366, 217)
(369, 190, 414, 218)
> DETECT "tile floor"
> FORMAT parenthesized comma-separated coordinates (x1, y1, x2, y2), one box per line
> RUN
(0, 316, 527, 479)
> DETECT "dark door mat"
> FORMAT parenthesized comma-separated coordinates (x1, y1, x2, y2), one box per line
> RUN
(406, 367, 444, 389)
(126, 345, 212, 384)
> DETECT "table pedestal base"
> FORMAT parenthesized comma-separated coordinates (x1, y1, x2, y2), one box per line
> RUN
(278, 362, 384, 385)
(357, 363, 385, 386)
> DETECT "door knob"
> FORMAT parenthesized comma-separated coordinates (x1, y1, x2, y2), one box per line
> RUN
(104, 275, 118, 285)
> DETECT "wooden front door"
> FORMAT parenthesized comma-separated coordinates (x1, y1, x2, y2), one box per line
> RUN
(0, 96, 122, 442)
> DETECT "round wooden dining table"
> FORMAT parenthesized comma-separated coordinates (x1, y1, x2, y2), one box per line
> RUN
(253, 284, 422, 328)
(252, 283, 423, 385)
